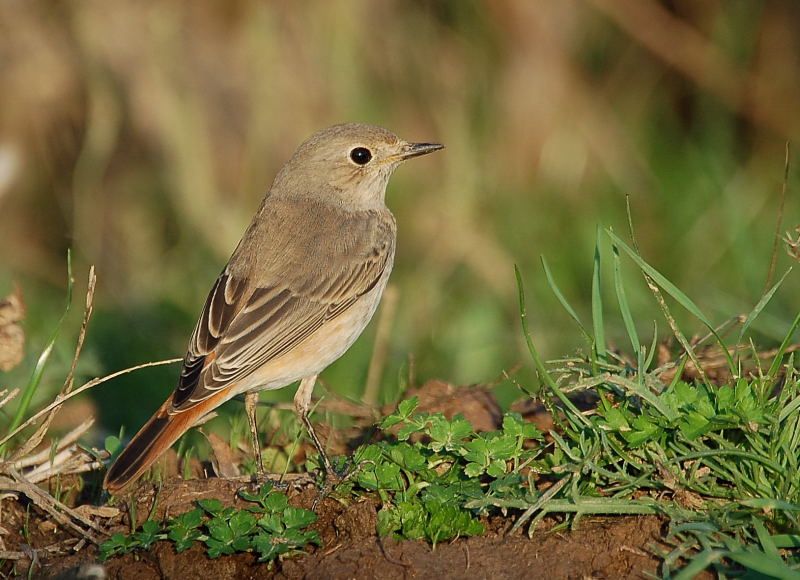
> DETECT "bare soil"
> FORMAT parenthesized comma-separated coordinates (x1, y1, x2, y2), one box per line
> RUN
(2, 478, 666, 580)
(1, 381, 672, 579)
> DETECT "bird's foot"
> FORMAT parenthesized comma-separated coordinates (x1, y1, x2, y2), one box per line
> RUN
(246, 466, 291, 492)
(311, 455, 370, 509)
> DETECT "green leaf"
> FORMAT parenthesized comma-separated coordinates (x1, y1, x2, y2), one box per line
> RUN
(99, 532, 137, 561)
(262, 491, 289, 513)
(502, 413, 541, 441)
(251, 533, 281, 562)
(134, 520, 163, 549)
(228, 511, 257, 537)
(205, 538, 234, 558)
(238, 482, 275, 508)
(168, 528, 202, 553)
(380, 397, 420, 429)
(171, 508, 203, 530)
(283, 506, 317, 529)
(422, 484, 461, 506)
(396, 422, 423, 441)
(258, 513, 283, 534)
(679, 412, 711, 439)
(388, 442, 427, 471)
(599, 400, 630, 432)
(464, 462, 484, 478)
(623, 416, 661, 446)
(141, 520, 160, 534)
(231, 536, 251, 552)
(485, 434, 518, 461)
(462, 438, 490, 468)
(725, 548, 798, 579)
(428, 416, 473, 452)
(374, 461, 404, 490)
(207, 517, 234, 543)
(398, 500, 427, 540)
(198, 499, 225, 517)
(486, 459, 507, 478)
(377, 506, 401, 536)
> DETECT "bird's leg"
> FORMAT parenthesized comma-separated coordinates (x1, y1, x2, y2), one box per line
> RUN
(244, 390, 265, 479)
(294, 374, 336, 478)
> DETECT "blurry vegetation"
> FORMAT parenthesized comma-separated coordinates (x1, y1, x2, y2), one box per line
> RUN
(0, 0, 799, 439)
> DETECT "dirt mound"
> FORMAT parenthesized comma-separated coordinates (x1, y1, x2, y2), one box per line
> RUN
(3, 379, 670, 579)
(11, 477, 666, 579)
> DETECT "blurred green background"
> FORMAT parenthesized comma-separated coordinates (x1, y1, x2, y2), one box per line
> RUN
(1, 1, 799, 440)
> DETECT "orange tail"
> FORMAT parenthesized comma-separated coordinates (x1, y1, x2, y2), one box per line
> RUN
(103, 391, 227, 494)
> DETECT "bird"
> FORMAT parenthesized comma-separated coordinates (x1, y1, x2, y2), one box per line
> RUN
(103, 123, 443, 494)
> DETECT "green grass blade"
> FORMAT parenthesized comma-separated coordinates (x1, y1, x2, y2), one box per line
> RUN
(607, 230, 710, 326)
(725, 549, 798, 579)
(611, 238, 640, 358)
(515, 266, 590, 427)
(607, 229, 735, 373)
(778, 394, 800, 423)
(737, 267, 792, 345)
(605, 375, 678, 420)
(740, 498, 800, 512)
(1, 251, 74, 455)
(592, 225, 606, 361)
(672, 550, 724, 580)
(767, 309, 800, 380)
(771, 535, 800, 548)
(535, 498, 658, 515)
(753, 519, 780, 558)
(540, 256, 592, 344)
(515, 265, 558, 393)
(643, 321, 658, 373)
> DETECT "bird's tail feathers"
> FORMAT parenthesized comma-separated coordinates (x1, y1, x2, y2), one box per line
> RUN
(103, 390, 227, 494)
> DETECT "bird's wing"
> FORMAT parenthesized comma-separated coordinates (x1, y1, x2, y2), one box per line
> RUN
(170, 209, 394, 412)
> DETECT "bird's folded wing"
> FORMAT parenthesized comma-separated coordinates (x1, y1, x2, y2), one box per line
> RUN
(170, 236, 392, 412)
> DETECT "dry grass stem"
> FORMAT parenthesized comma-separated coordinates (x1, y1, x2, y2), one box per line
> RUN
(0, 469, 104, 544)
(11, 268, 97, 461)
(0, 543, 70, 560)
(13, 419, 94, 470)
(645, 277, 709, 385)
(0, 357, 182, 450)
(0, 388, 19, 410)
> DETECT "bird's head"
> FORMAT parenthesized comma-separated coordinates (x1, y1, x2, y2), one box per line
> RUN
(271, 123, 443, 208)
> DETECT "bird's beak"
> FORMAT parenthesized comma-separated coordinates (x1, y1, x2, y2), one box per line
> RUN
(400, 142, 445, 160)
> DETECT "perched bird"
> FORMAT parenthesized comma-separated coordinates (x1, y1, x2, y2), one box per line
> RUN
(104, 123, 443, 493)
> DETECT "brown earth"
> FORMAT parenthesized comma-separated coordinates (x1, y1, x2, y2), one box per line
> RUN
(0, 476, 669, 580)
(1, 381, 676, 579)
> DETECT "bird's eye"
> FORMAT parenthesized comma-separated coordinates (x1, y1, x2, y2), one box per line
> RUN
(349, 147, 372, 165)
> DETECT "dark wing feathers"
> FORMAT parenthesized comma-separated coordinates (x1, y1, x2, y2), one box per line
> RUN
(173, 272, 249, 407)
(170, 206, 395, 412)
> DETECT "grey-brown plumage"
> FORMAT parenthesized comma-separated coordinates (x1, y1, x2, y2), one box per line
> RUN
(104, 123, 443, 493)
